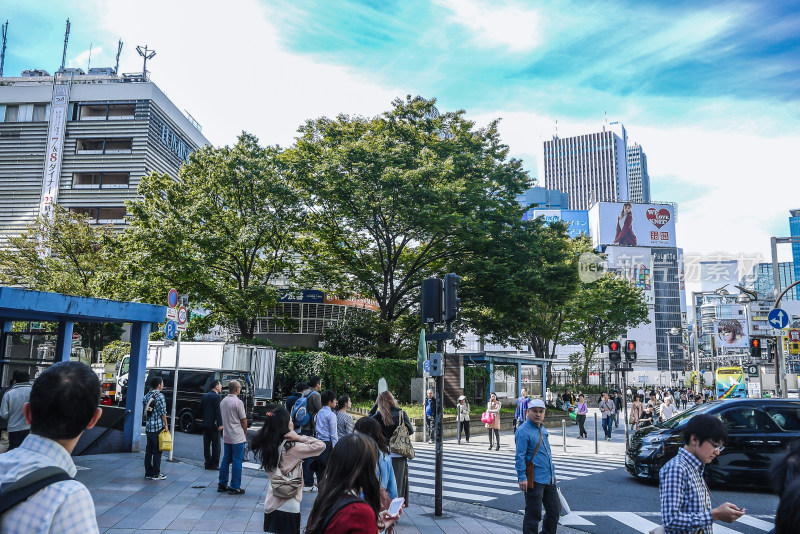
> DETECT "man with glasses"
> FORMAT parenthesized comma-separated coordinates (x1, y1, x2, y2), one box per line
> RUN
(659, 414, 745, 533)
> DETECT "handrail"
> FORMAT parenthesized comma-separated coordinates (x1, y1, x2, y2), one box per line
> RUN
(76, 409, 130, 456)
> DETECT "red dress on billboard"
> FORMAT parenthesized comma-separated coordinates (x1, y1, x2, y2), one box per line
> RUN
(614, 214, 637, 245)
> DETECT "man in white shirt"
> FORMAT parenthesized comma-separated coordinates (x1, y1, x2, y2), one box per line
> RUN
(218, 380, 248, 495)
(0, 361, 103, 534)
(660, 397, 678, 421)
(0, 371, 33, 449)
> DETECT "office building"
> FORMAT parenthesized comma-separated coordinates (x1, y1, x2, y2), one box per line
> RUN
(543, 122, 629, 210)
(791, 209, 800, 284)
(517, 186, 569, 211)
(742, 261, 797, 301)
(626, 143, 651, 203)
(0, 68, 209, 243)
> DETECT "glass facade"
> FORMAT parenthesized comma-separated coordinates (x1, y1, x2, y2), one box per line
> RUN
(742, 262, 797, 300)
(653, 248, 684, 371)
(791, 209, 800, 285)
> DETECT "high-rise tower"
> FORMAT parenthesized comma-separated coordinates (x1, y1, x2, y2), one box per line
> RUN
(627, 143, 651, 203)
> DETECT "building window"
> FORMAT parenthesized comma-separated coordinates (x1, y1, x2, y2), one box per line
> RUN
(79, 105, 108, 120)
(69, 206, 126, 222)
(4, 105, 19, 122)
(104, 138, 133, 153)
(78, 104, 135, 121)
(76, 139, 105, 153)
(108, 104, 135, 120)
(73, 172, 130, 189)
(33, 104, 48, 121)
(76, 138, 133, 154)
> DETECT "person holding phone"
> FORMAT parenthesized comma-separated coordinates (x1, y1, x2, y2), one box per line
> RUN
(304, 433, 402, 534)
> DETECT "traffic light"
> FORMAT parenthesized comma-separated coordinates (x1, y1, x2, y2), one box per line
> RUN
(750, 338, 762, 359)
(608, 340, 621, 364)
(624, 340, 637, 363)
(444, 273, 461, 322)
(421, 278, 443, 325)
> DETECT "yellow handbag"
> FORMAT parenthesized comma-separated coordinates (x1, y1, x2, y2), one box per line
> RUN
(158, 429, 173, 451)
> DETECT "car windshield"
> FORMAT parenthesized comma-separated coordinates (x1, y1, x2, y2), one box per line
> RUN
(659, 402, 717, 429)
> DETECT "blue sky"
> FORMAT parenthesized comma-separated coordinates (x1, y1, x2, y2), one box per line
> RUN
(2, 0, 799, 282)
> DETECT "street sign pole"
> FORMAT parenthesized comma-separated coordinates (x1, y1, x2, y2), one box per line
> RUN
(168, 330, 181, 461)
(435, 323, 445, 517)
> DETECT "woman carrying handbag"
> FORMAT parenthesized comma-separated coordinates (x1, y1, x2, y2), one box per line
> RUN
(372, 391, 414, 506)
(456, 395, 470, 444)
(485, 392, 501, 451)
(250, 407, 325, 534)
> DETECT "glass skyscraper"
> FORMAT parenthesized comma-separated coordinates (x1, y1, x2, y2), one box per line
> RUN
(626, 143, 651, 203)
(791, 209, 800, 284)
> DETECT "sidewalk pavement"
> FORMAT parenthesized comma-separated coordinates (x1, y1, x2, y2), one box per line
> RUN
(74, 451, 586, 533)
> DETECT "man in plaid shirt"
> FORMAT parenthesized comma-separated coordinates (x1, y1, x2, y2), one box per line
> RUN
(143, 376, 168, 480)
(659, 414, 744, 533)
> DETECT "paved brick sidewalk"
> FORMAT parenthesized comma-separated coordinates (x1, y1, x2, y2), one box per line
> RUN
(74, 452, 583, 533)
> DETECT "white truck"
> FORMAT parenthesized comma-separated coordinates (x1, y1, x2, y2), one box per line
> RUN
(116, 342, 277, 418)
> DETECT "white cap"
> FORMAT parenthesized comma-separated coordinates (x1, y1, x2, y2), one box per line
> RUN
(457, 395, 466, 401)
(528, 399, 546, 409)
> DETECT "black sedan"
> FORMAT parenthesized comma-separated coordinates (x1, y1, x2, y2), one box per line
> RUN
(625, 398, 800, 487)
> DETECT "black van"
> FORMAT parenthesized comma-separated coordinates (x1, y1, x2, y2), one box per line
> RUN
(626, 398, 800, 487)
(144, 368, 255, 433)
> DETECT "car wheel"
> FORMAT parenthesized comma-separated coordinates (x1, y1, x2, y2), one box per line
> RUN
(179, 411, 195, 433)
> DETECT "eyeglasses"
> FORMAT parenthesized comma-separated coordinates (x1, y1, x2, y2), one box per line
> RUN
(711, 443, 725, 452)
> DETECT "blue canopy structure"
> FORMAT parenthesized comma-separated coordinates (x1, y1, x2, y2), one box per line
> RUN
(0, 287, 166, 452)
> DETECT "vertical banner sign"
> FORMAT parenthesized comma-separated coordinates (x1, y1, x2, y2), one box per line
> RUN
(39, 84, 70, 218)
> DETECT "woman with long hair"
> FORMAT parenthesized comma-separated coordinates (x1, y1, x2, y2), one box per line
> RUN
(371, 390, 414, 506)
(614, 202, 637, 246)
(305, 433, 402, 534)
(485, 392, 501, 451)
(354, 415, 398, 500)
(249, 408, 325, 534)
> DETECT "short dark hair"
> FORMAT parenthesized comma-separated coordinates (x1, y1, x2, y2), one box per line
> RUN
(683, 413, 727, 446)
(149, 376, 163, 390)
(209, 380, 221, 390)
(695, 395, 703, 402)
(29, 361, 100, 440)
(336, 395, 350, 411)
(321, 389, 336, 405)
(295, 381, 308, 392)
(775, 479, 800, 534)
(13, 370, 30, 383)
(309, 375, 321, 389)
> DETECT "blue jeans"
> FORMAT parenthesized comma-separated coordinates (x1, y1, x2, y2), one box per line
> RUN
(218, 442, 245, 490)
(602, 416, 613, 438)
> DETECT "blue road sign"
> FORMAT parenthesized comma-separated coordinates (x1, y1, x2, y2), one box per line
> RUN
(423, 360, 431, 374)
(768, 308, 789, 329)
(168, 289, 179, 308)
(165, 320, 177, 340)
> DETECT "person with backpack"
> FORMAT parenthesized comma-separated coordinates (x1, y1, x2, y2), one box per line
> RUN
(292, 376, 322, 490)
(250, 407, 324, 534)
(143, 376, 168, 480)
(304, 433, 403, 534)
(0, 362, 103, 533)
(285, 382, 307, 415)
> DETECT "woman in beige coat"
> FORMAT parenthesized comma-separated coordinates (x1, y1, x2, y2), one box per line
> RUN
(628, 394, 644, 430)
(486, 392, 501, 451)
(457, 395, 470, 444)
(250, 407, 325, 534)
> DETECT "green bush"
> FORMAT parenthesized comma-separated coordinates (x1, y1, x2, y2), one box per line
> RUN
(101, 340, 131, 364)
(274, 351, 416, 403)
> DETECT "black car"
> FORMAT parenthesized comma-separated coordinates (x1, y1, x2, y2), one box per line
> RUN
(144, 368, 255, 433)
(626, 398, 800, 487)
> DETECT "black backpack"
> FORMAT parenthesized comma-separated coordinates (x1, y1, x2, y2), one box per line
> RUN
(0, 466, 73, 516)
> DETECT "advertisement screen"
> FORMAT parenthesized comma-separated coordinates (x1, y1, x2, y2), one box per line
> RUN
(589, 202, 676, 248)
(605, 246, 654, 305)
(714, 319, 749, 348)
(529, 209, 590, 239)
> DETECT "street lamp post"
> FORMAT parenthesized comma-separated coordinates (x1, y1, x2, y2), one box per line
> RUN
(770, 236, 800, 398)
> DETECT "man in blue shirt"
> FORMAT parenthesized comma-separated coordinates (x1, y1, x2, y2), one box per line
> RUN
(514, 388, 530, 432)
(313, 390, 339, 486)
(515, 399, 559, 534)
(424, 388, 436, 443)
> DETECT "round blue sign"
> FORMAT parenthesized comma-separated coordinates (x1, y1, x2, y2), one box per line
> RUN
(168, 289, 179, 308)
(165, 320, 176, 340)
(768, 308, 789, 329)
(423, 360, 431, 374)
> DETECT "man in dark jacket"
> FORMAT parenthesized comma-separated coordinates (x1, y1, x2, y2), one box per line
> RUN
(199, 380, 223, 470)
(613, 391, 623, 428)
(424, 389, 436, 443)
(286, 382, 308, 414)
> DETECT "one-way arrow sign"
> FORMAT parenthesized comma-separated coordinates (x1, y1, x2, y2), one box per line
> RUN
(768, 308, 789, 329)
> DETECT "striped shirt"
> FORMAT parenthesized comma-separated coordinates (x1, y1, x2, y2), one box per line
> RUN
(0, 434, 99, 534)
(659, 447, 713, 534)
(143, 390, 167, 433)
(335, 409, 354, 437)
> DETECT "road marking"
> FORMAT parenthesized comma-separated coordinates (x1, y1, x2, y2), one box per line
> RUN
(606, 512, 661, 533)
(558, 513, 595, 526)
(243, 461, 261, 470)
(410, 485, 496, 502)
(408, 476, 518, 495)
(736, 515, 774, 531)
(711, 524, 744, 534)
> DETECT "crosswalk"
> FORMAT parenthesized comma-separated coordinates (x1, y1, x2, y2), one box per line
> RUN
(554, 511, 775, 533)
(407, 442, 625, 503)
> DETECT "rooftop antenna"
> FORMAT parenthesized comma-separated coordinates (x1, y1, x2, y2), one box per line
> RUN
(114, 39, 123, 74)
(87, 42, 93, 71)
(60, 18, 71, 71)
(603, 110, 608, 132)
(0, 21, 8, 77)
(555, 119, 558, 138)
(136, 44, 155, 80)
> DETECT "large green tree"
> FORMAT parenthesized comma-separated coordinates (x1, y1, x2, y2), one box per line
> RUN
(122, 133, 305, 337)
(287, 96, 529, 356)
(563, 273, 650, 384)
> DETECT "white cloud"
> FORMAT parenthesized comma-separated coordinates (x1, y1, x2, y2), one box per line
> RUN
(93, 0, 401, 147)
(434, 0, 541, 52)
(68, 46, 104, 71)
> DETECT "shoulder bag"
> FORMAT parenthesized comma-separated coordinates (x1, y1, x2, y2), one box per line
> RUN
(525, 427, 544, 488)
(389, 410, 415, 459)
(0, 467, 72, 516)
(270, 441, 304, 499)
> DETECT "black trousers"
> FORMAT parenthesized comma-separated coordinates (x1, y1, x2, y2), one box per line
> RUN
(144, 431, 163, 477)
(300, 429, 316, 486)
(457, 421, 470, 443)
(202, 427, 221, 468)
(488, 428, 499, 447)
(524, 482, 560, 534)
(314, 441, 333, 483)
(426, 415, 435, 440)
(576, 414, 587, 437)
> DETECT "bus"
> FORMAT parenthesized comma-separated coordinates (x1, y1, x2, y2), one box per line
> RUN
(716, 367, 746, 399)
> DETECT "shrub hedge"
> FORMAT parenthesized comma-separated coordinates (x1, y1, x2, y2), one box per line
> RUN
(274, 351, 416, 403)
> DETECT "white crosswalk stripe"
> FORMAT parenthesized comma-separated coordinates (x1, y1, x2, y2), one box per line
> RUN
(547, 512, 776, 533)
(407, 445, 624, 502)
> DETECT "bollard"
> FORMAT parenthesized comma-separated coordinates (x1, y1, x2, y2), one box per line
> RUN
(562, 419, 567, 452)
(594, 413, 599, 454)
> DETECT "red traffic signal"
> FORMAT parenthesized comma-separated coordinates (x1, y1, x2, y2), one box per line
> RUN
(609, 341, 620, 352)
(750, 338, 761, 349)
(626, 340, 636, 352)
(608, 340, 621, 364)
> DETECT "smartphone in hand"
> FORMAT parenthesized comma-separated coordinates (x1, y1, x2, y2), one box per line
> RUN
(388, 497, 404, 517)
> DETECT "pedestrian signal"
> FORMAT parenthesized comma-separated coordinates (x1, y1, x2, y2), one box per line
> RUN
(750, 338, 762, 359)
(608, 340, 621, 364)
(624, 340, 637, 363)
